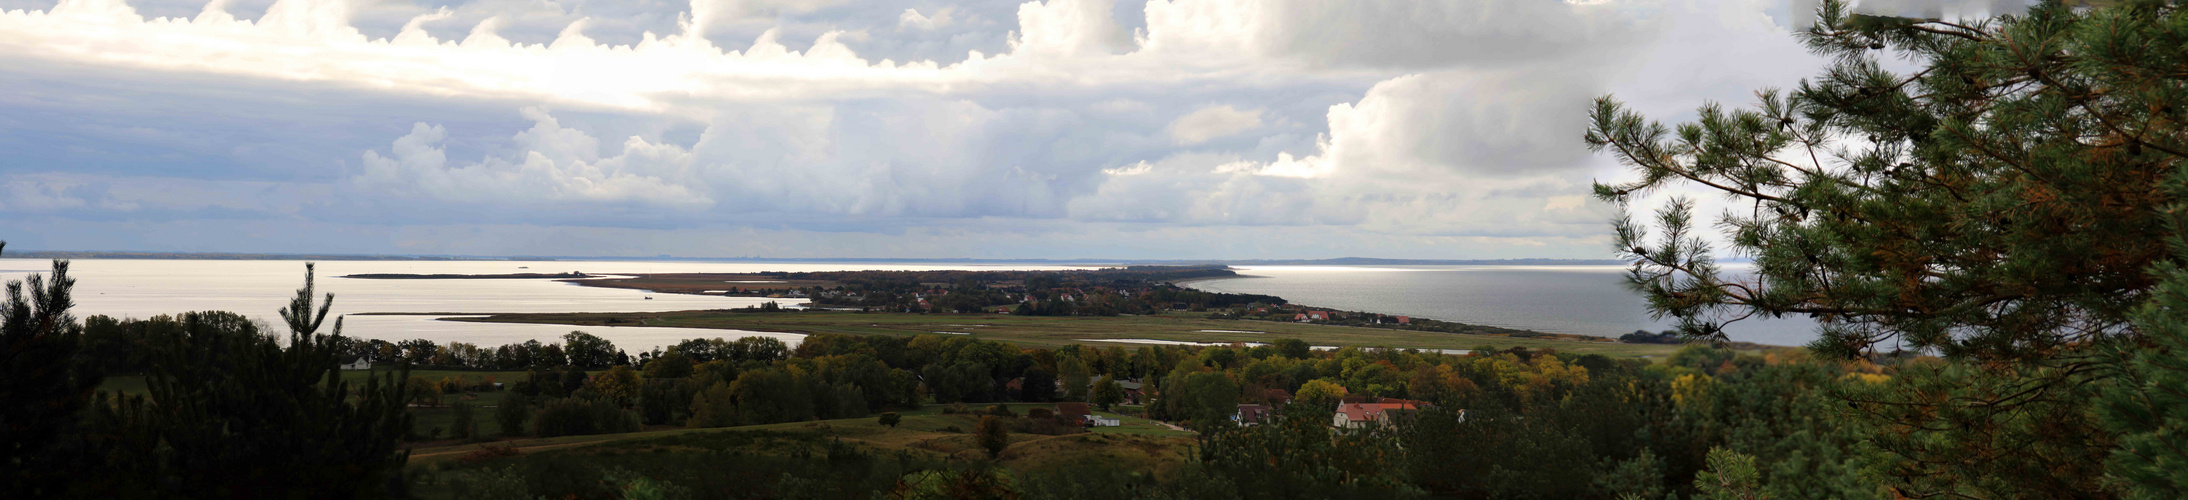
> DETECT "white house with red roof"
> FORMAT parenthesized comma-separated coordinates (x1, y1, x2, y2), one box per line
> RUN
(1332, 399, 1424, 429)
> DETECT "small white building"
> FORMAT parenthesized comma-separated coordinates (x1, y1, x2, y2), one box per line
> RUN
(340, 357, 371, 371)
(1088, 416, 1121, 427)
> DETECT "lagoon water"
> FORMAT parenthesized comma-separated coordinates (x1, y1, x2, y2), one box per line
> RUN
(0, 259, 1072, 352)
(1186, 265, 1819, 347)
(0, 258, 1817, 351)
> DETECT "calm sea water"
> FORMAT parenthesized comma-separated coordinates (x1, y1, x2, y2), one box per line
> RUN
(0, 259, 1073, 352)
(1187, 265, 1819, 347)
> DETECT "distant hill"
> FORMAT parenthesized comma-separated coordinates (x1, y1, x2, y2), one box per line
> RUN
(2, 251, 1626, 266)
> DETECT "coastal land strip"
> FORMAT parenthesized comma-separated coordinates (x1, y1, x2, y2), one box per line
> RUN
(449, 311, 1684, 358)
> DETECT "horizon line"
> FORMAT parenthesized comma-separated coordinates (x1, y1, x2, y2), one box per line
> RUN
(1, 249, 1639, 266)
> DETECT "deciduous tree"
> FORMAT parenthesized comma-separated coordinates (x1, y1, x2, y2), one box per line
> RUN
(562, 331, 618, 370)
(687, 382, 737, 428)
(588, 365, 642, 408)
(1058, 356, 1092, 401)
(496, 393, 532, 438)
(1090, 375, 1124, 411)
(976, 415, 1010, 459)
(1294, 379, 1348, 411)
(642, 351, 695, 379)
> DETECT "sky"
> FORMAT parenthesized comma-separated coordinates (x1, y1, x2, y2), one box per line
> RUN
(0, 0, 1986, 259)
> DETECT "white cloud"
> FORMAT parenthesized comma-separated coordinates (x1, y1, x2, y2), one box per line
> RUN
(1009, 0, 1134, 58)
(1167, 104, 1262, 145)
(0, 172, 333, 216)
(1, 175, 89, 211)
(0, 0, 1639, 117)
(1101, 160, 1154, 176)
(692, 0, 858, 28)
(0, 0, 1865, 259)
(1138, 0, 1637, 69)
(1189, 62, 1606, 188)
(898, 7, 954, 31)
(352, 108, 712, 210)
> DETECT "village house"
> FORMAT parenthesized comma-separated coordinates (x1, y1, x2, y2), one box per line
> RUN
(1332, 398, 1431, 429)
(341, 357, 371, 371)
(1235, 404, 1276, 426)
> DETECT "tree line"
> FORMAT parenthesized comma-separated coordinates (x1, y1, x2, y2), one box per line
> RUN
(791, 266, 1284, 314)
(2, 255, 415, 498)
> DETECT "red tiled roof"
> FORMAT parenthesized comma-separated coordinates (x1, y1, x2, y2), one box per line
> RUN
(1237, 404, 1275, 423)
(1336, 402, 1420, 422)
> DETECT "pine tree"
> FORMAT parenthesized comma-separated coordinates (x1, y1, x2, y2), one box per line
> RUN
(2101, 214, 2188, 498)
(86, 263, 415, 497)
(1692, 448, 1766, 500)
(0, 244, 99, 497)
(1588, 0, 2185, 362)
(1587, 1, 2186, 496)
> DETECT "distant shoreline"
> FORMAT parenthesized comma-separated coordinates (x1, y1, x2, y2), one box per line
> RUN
(343, 272, 593, 280)
(4, 250, 1634, 266)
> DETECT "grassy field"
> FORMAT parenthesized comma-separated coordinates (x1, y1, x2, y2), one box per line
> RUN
(455, 310, 1682, 357)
